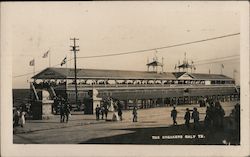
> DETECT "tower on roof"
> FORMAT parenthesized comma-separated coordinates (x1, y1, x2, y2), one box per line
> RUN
(147, 50, 164, 73)
(175, 52, 196, 73)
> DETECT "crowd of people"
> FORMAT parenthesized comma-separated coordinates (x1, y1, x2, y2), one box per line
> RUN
(171, 102, 223, 131)
(170, 100, 241, 133)
(204, 101, 225, 130)
(94, 99, 138, 123)
(93, 97, 240, 130)
(15, 94, 239, 134)
(13, 103, 29, 128)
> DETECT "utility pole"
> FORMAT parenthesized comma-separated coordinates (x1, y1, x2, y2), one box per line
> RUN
(70, 38, 80, 107)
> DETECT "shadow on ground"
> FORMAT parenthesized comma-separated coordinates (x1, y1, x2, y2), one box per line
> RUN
(82, 118, 240, 145)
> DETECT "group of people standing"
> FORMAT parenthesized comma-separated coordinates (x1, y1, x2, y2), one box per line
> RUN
(57, 96, 71, 123)
(95, 104, 109, 120)
(170, 100, 227, 131)
(13, 104, 27, 128)
(95, 100, 138, 123)
(171, 106, 200, 130)
(184, 107, 200, 130)
(204, 101, 225, 130)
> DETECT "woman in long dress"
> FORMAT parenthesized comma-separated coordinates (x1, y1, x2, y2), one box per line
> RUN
(112, 103, 119, 121)
(20, 111, 26, 127)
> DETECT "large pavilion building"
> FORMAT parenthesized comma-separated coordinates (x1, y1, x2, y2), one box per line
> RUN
(31, 62, 239, 112)
(28, 54, 239, 119)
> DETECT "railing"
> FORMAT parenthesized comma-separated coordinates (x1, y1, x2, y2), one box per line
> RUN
(66, 83, 236, 89)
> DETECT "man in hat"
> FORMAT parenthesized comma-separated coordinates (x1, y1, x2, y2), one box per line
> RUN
(171, 106, 178, 125)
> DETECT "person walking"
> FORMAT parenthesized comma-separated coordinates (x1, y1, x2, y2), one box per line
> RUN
(95, 105, 100, 120)
(234, 103, 240, 128)
(132, 106, 138, 122)
(13, 108, 20, 127)
(59, 96, 65, 123)
(118, 107, 123, 121)
(171, 106, 177, 125)
(216, 102, 225, 129)
(20, 109, 26, 128)
(104, 105, 109, 120)
(100, 105, 105, 120)
(64, 103, 70, 123)
(204, 106, 212, 129)
(184, 108, 191, 129)
(53, 96, 59, 114)
(192, 107, 200, 130)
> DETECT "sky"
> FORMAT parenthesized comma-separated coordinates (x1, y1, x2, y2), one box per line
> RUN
(2, 2, 241, 88)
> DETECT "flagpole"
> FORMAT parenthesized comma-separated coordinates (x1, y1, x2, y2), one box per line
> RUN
(221, 64, 223, 75)
(221, 65, 222, 75)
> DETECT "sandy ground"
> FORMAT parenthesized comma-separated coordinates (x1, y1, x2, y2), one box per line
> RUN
(13, 101, 239, 144)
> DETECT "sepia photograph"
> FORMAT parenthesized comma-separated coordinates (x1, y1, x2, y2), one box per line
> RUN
(1, 1, 249, 157)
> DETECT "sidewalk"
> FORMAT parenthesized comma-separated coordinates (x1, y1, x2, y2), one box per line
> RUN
(13, 113, 106, 134)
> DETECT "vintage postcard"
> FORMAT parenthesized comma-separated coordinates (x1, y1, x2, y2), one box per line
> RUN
(1, 1, 249, 157)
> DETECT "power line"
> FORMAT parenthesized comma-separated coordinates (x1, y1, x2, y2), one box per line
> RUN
(13, 56, 239, 78)
(76, 33, 240, 59)
(195, 57, 239, 66)
(13, 32, 240, 78)
(194, 55, 239, 64)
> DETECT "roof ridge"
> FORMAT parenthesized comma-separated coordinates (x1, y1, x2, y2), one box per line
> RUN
(49, 67, 175, 73)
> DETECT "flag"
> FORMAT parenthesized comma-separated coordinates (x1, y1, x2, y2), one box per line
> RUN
(42, 50, 49, 58)
(60, 57, 67, 66)
(221, 64, 224, 68)
(29, 59, 35, 66)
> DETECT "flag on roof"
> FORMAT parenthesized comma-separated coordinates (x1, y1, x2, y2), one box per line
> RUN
(42, 50, 49, 58)
(60, 57, 67, 66)
(29, 59, 35, 66)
